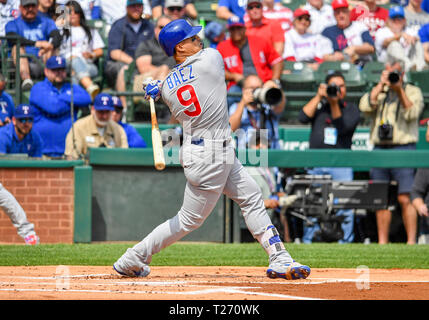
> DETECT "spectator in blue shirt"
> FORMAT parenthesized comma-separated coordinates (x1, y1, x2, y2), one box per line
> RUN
(111, 96, 147, 148)
(105, 0, 155, 108)
(30, 55, 92, 158)
(0, 73, 14, 127)
(0, 104, 43, 157)
(217, 0, 247, 21)
(5, 0, 62, 91)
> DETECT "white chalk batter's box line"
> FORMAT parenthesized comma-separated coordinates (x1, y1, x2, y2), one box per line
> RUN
(1, 275, 428, 300)
(1, 274, 429, 284)
(0, 287, 324, 300)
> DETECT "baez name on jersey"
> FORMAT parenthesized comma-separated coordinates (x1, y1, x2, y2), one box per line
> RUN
(165, 65, 196, 90)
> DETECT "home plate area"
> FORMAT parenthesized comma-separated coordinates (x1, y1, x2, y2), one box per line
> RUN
(0, 266, 428, 300)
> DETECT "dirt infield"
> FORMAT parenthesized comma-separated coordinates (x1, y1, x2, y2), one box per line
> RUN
(0, 266, 428, 300)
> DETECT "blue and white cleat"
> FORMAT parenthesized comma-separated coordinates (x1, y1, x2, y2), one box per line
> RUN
(113, 248, 151, 278)
(113, 263, 150, 278)
(267, 261, 311, 280)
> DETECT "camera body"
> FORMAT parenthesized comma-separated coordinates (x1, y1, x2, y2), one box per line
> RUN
(378, 123, 394, 141)
(388, 71, 401, 84)
(326, 83, 340, 97)
(252, 87, 283, 106)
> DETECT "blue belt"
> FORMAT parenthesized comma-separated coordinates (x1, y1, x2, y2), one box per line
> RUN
(191, 138, 228, 147)
(191, 138, 204, 146)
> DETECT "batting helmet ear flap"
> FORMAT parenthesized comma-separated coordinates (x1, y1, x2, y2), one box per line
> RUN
(158, 19, 202, 56)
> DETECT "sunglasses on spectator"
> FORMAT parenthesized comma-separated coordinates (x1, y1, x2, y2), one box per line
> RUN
(247, 4, 262, 10)
(297, 16, 311, 21)
(17, 118, 33, 124)
(167, 6, 183, 11)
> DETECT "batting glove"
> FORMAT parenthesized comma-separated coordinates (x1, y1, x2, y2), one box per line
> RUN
(143, 78, 162, 101)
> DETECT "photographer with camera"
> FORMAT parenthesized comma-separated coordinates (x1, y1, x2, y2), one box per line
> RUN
(359, 59, 424, 244)
(298, 71, 361, 243)
(229, 74, 285, 150)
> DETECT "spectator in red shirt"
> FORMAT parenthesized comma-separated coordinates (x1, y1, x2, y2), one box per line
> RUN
(248, 0, 293, 34)
(350, 0, 389, 39)
(244, 0, 285, 56)
(217, 16, 283, 106)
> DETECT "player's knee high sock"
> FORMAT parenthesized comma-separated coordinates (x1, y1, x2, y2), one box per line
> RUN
(254, 225, 292, 263)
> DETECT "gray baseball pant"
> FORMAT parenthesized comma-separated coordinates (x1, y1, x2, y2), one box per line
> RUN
(130, 139, 292, 264)
(0, 183, 35, 239)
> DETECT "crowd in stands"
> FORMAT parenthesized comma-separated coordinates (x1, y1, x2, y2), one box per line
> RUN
(0, 0, 429, 244)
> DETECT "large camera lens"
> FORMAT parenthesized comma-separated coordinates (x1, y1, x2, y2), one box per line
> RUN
(388, 71, 400, 84)
(326, 84, 339, 97)
(253, 87, 283, 105)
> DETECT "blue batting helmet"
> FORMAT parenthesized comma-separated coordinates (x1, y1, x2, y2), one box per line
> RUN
(158, 19, 202, 57)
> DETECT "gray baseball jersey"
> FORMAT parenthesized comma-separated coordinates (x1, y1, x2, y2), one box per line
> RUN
(161, 48, 232, 141)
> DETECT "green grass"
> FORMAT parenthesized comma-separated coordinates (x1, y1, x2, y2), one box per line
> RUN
(0, 242, 428, 269)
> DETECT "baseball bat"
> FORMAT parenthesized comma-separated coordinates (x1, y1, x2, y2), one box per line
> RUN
(149, 97, 166, 171)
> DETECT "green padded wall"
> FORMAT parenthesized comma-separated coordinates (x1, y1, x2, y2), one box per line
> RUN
(91, 166, 225, 242)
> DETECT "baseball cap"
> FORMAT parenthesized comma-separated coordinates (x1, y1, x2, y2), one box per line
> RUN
(126, 0, 143, 6)
(46, 56, 66, 69)
(165, 0, 184, 8)
(112, 96, 123, 109)
(21, 0, 38, 6)
(204, 21, 224, 42)
(294, 8, 310, 19)
(227, 16, 245, 28)
(247, 0, 263, 5)
(331, 0, 349, 10)
(93, 93, 114, 111)
(389, 6, 405, 19)
(14, 104, 34, 119)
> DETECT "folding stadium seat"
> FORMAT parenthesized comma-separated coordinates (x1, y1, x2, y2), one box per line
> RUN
(194, 0, 219, 24)
(280, 62, 317, 124)
(362, 61, 385, 88)
(281, 61, 316, 91)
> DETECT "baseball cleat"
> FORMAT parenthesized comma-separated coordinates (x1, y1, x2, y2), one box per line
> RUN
(113, 248, 151, 277)
(24, 234, 40, 245)
(266, 261, 311, 280)
(113, 263, 151, 278)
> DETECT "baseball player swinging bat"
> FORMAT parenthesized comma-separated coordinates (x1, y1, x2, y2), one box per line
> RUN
(113, 19, 310, 281)
(149, 97, 166, 171)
